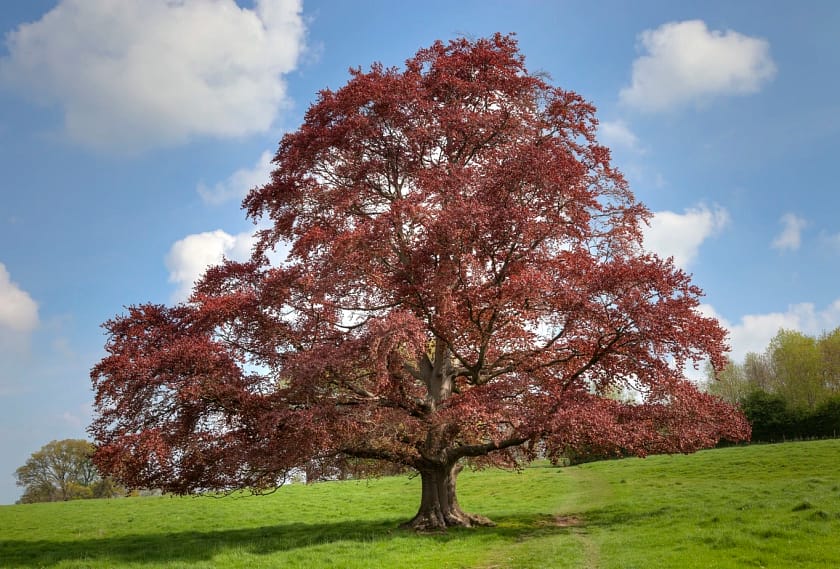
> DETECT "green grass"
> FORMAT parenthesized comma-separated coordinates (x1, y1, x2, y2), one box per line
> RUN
(574, 440, 840, 569)
(2, 440, 839, 568)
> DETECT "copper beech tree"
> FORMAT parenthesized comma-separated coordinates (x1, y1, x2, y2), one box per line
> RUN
(90, 35, 749, 530)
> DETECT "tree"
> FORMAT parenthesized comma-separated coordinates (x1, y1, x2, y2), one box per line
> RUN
(740, 391, 797, 442)
(769, 329, 825, 411)
(90, 35, 750, 530)
(809, 396, 840, 438)
(818, 328, 840, 394)
(14, 439, 123, 503)
(743, 351, 774, 393)
(705, 358, 750, 404)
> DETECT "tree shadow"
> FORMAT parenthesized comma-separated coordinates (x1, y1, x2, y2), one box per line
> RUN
(0, 514, 571, 567)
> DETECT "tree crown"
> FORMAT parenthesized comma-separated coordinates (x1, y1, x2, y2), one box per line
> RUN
(91, 34, 749, 498)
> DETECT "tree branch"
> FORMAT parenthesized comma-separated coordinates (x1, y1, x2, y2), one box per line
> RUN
(445, 436, 529, 462)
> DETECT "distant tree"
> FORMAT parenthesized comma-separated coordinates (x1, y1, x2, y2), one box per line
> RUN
(90, 34, 749, 531)
(90, 476, 125, 499)
(15, 439, 123, 504)
(740, 391, 797, 442)
(743, 351, 774, 393)
(809, 396, 840, 438)
(818, 328, 840, 394)
(705, 358, 750, 405)
(769, 329, 825, 411)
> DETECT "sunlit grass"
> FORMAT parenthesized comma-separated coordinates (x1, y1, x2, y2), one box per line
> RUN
(575, 440, 840, 569)
(0, 464, 579, 568)
(1, 440, 839, 568)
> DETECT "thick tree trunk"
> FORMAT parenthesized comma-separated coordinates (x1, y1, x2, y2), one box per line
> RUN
(401, 463, 495, 531)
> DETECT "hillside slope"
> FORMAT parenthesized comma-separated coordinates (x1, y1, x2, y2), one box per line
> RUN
(1, 440, 839, 568)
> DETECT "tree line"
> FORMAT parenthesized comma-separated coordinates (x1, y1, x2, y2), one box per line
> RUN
(706, 327, 840, 442)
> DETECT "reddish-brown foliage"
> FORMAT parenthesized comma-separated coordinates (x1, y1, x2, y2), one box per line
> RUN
(90, 35, 749, 530)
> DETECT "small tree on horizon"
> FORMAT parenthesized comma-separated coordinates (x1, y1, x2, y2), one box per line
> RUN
(90, 34, 749, 531)
(15, 439, 124, 503)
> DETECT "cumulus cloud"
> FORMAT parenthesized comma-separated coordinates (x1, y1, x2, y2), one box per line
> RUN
(0, 0, 305, 152)
(643, 205, 730, 269)
(0, 263, 39, 335)
(198, 150, 274, 205)
(598, 120, 643, 152)
(702, 300, 840, 363)
(620, 20, 776, 112)
(165, 230, 256, 302)
(0, 264, 38, 396)
(771, 213, 808, 252)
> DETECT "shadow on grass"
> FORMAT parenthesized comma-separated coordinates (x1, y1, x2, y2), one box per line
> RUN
(0, 514, 570, 567)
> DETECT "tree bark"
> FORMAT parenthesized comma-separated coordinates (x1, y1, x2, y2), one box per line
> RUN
(401, 462, 494, 531)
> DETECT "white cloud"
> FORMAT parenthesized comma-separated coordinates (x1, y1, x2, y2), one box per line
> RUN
(0, 0, 305, 152)
(703, 300, 840, 363)
(0, 263, 39, 335)
(771, 213, 808, 252)
(198, 150, 274, 205)
(620, 20, 776, 112)
(0, 264, 38, 396)
(598, 120, 643, 152)
(644, 205, 730, 269)
(60, 401, 93, 431)
(165, 230, 256, 302)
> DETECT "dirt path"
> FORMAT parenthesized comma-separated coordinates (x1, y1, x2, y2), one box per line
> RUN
(551, 513, 599, 569)
(569, 520, 600, 569)
(560, 465, 613, 569)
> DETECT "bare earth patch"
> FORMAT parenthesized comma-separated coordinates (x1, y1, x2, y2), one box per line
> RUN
(554, 515, 584, 528)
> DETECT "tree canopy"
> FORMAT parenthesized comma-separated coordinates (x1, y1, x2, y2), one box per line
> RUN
(90, 34, 749, 530)
(15, 439, 123, 503)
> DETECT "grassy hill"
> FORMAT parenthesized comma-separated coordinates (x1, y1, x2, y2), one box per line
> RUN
(2, 440, 839, 568)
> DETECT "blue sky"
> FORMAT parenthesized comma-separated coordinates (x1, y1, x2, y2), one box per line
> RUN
(1, 0, 838, 504)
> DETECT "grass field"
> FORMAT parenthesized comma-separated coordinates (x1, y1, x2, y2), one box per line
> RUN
(2, 440, 839, 568)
